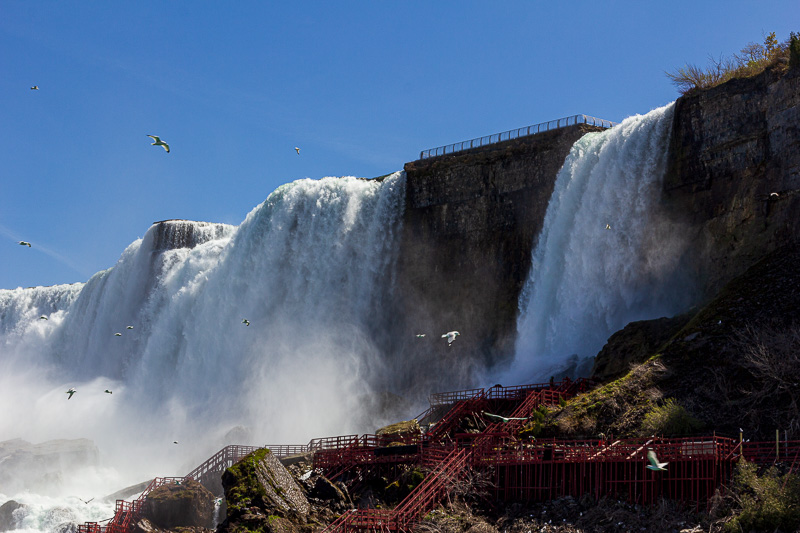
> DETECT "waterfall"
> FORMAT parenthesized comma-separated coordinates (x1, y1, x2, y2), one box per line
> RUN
(510, 103, 697, 380)
(0, 173, 405, 494)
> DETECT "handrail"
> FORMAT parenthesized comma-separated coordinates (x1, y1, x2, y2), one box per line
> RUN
(419, 114, 617, 160)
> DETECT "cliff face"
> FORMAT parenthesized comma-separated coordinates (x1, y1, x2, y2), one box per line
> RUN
(664, 66, 800, 298)
(393, 125, 605, 384)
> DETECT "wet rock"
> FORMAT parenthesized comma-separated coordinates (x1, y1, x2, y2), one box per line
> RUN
(0, 500, 26, 531)
(141, 478, 215, 529)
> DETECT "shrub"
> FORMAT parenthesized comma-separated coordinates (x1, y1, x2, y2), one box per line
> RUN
(724, 461, 800, 532)
(639, 398, 702, 436)
(666, 31, 793, 94)
(790, 32, 800, 69)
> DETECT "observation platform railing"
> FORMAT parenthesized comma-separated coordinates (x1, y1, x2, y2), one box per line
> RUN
(419, 114, 616, 160)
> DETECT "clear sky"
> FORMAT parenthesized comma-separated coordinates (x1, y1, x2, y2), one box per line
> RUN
(1, 1, 797, 289)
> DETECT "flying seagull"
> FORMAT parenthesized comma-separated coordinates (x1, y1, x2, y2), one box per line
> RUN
(242, 319, 250, 326)
(18, 241, 31, 247)
(416, 334, 426, 338)
(442, 331, 460, 345)
(104, 389, 112, 394)
(40, 315, 48, 320)
(646, 449, 668, 471)
(78, 497, 94, 505)
(31, 86, 39, 90)
(482, 411, 529, 423)
(605, 224, 612, 230)
(173, 441, 179, 445)
(66, 388, 76, 400)
(147, 135, 170, 153)
(126, 325, 134, 330)
(114, 332, 122, 337)
(294, 147, 300, 154)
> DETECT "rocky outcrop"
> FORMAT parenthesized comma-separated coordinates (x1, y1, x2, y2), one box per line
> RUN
(0, 500, 26, 532)
(217, 449, 309, 533)
(592, 315, 690, 382)
(664, 66, 800, 299)
(393, 124, 607, 390)
(150, 220, 234, 252)
(141, 479, 216, 530)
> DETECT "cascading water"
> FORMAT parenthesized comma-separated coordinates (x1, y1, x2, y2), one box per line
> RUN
(509, 103, 698, 380)
(0, 173, 405, 511)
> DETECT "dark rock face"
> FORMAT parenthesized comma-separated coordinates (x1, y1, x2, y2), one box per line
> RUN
(141, 479, 216, 530)
(150, 220, 234, 252)
(592, 315, 690, 382)
(393, 125, 606, 389)
(0, 500, 26, 531)
(664, 66, 800, 299)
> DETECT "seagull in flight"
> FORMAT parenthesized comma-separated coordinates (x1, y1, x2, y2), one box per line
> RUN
(482, 411, 529, 423)
(39, 315, 48, 320)
(147, 135, 170, 153)
(114, 332, 122, 337)
(294, 147, 300, 155)
(646, 449, 668, 471)
(18, 241, 32, 247)
(605, 224, 612, 230)
(416, 334, 426, 338)
(31, 86, 39, 90)
(242, 319, 250, 326)
(442, 331, 460, 345)
(126, 325, 134, 330)
(104, 389, 112, 394)
(78, 497, 94, 504)
(66, 388, 77, 400)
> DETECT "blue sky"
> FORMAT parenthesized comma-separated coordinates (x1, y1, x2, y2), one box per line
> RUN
(1, 1, 798, 289)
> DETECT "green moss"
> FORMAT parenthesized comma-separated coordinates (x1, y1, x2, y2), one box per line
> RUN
(225, 448, 271, 513)
(638, 398, 703, 436)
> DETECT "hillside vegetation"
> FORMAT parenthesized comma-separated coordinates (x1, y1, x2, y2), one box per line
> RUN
(667, 31, 800, 94)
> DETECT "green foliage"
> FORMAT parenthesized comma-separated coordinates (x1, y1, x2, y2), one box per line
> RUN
(519, 404, 549, 439)
(725, 461, 800, 532)
(666, 31, 794, 94)
(639, 398, 702, 436)
(790, 32, 800, 69)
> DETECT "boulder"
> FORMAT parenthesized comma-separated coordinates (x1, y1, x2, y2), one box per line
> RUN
(0, 500, 26, 531)
(218, 448, 309, 533)
(375, 419, 421, 442)
(141, 479, 215, 530)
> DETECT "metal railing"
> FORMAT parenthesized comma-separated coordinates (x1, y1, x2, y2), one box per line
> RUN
(419, 114, 616, 160)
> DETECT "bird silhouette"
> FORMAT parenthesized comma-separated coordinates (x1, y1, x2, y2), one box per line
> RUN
(646, 449, 668, 471)
(294, 147, 300, 155)
(126, 325, 134, 330)
(416, 334, 426, 338)
(605, 224, 611, 230)
(104, 389, 112, 394)
(78, 497, 94, 504)
(147, 135, 170, 153)
(66, 388, 76, 400)
(18, 241, 31, 247)
(114, 333, 122, 337)
(242, 319, 250, 326)
(31, 86, 39, 90)
(39, 315, 48, 320)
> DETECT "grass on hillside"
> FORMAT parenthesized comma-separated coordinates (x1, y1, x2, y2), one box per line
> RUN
(667, 31, 800, 95)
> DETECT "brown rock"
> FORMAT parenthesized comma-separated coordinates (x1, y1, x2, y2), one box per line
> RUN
(142, 479, 215, 530)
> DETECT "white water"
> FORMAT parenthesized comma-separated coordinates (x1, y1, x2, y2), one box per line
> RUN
(509, 103, 697, 380)
(0, 174, 405, 525)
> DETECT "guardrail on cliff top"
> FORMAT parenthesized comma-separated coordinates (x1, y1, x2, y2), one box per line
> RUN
(419, 114, 617, 160)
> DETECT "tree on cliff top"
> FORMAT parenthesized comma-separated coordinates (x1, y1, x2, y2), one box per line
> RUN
(666, 31, 795, 94)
